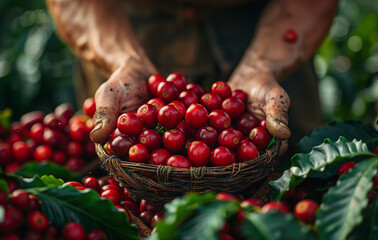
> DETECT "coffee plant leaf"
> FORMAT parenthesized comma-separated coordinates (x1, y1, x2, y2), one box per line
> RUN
(242, 211, 317, 240)
(40, 175, 64, 187)
(0, 178, 8, 193)
(25, 184, 139, 240)
(15, 162, 80, 182)
(150, 192, 239, 240)
(347, 197, 378, 240)
(296, 120, 378, 153)
(269, 137, 374, 200)
(315, 157, 378, 240)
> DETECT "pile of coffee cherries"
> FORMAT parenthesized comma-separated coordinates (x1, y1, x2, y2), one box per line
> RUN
(105, 73, 272, 168)
(0, 177, 107, 240)
(0, 100, 97, 173)
(66, 176, 164, 229)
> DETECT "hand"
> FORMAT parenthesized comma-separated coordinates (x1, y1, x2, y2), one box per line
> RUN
(90, 57, 156, 144)
(228, 69, 291, 140)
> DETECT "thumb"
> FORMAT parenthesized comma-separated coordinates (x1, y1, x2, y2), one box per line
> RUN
(265, 87, 291, 140)
(90, 82, 120, 144)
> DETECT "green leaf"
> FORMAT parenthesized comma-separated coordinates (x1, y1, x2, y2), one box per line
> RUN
(25, 185, 139, 239)
(177, 201, 239, 240)
(296, 120, 378, 153)
(40, 175, 64, 187)
(18, 175, 47, 189)
(0, 178, 8, 193)
(0, 108, 12, 129)
(242, 211, 317, 240)
(348, 197, 378, 240)
(315, 157, 378, 240)
(151, 192, 232, 240)
(15, 162, 80, 182)
(269, 137, 375, 200)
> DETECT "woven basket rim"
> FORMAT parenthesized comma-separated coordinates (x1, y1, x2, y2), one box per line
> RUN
(96, 139, 281, 202)
(95, 139, 281, 173)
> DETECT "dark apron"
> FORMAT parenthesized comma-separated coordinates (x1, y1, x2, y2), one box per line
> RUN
(75, 0, 323, 144)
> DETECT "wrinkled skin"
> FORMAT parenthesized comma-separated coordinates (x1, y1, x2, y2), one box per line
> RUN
(229, 71, 291, 140)
(90, 58, 156, 144)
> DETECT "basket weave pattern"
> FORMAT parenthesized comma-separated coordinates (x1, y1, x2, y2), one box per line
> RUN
(96, 140, 281, 202)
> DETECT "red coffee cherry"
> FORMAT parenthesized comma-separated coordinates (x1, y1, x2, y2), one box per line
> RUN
(167, 155, 192, 169)
(166, 72, 187, 92)
(284, 29, 297, 42)
(232, 89, 247, 103)
(26, 211, 49, 232)
(148, 74, 166, 97)
(240, 198, 263, 208)
(187, 141, 211, 167)
(82, 97, 96, 118)
(210, 146, 233, 167)
(55, 103, 75, 122)
(221, 97, 245, 119)
(88, 229, 107, 240)
(237, 140, 258, 162)
(129, 144, 149, 163)
(0, 205, 24, 233)
(186, 83, 204, 98)
(185, 104, 208, 129)
(200, 93, 222, 112)
(117, 113, 143, 137)
(12, 141, 30, 163)
(138, 129, 161, 151)
(294, 199, 319, 224)
(261, 201, 290, 214)
(0, 142, 13, 166)
(168, 100, 187, 118)
(121, 200, 140, 216)
(83, 176, 100, 193)
(137, 104, 158, 129)
(63, 222, 87, 240)
(147, 98, 165, 112)
(109, 134, 135, 156)
(218, 128, 241, 150)
(249, 126, 272, 150)
(236, 113, 260, 136)
(157, 81, 179, 103)
(10, 189, 30, 212)
(149, 148, 171, 165)
(140, 199, 163, 214)
(338, 161, 357, 176)
(162, 129, 186, 153)
(178, 90, 199, 108)
(101, 189, 121, 205)
(195, 126, 218, 149)
(208, 110, 231, 133)
(211, 81, 232, 100)
(158, 105, 182, 129)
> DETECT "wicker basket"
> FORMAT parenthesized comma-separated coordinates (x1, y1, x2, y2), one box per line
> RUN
(96, 140, 281, 202)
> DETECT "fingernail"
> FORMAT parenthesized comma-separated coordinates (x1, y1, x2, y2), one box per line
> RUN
(91, 121, 103, 134)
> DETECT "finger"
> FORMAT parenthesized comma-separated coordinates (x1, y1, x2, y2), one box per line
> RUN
(90, 82, 120, 144)
(278, 139, 288, 157)
(265, 87, 291, 139)
(90, 67, 150, 144)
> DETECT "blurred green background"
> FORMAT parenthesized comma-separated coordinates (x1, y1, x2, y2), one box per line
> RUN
(0, 0, 377, 128)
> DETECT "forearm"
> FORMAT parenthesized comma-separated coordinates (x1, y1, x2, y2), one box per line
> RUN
(238, 0, 339, 81)
(46, 0, 155, 76)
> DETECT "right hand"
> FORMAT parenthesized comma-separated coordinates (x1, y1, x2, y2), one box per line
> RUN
(90, 57, 156, 144)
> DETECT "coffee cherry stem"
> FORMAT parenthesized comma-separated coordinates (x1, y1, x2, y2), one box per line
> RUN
(155, 123, 167, 135)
